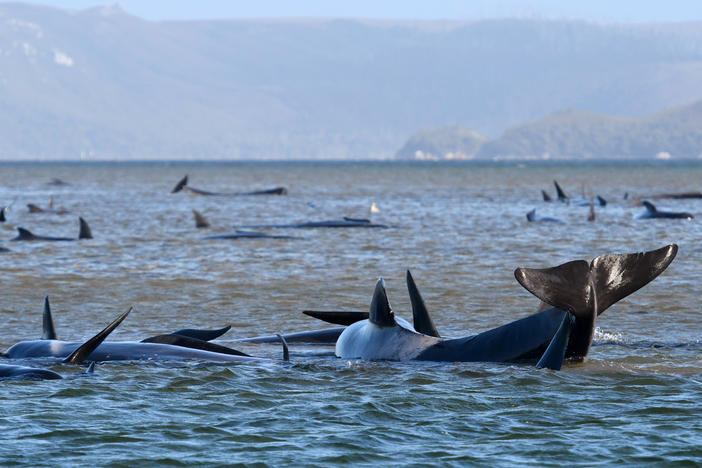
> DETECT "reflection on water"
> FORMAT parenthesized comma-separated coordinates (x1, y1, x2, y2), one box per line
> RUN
(0, 161, 701, 465)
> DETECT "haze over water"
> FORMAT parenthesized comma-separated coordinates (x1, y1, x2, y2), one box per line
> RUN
(0, 160, 700, 465)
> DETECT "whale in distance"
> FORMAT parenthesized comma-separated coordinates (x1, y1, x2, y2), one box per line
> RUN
(637, 201, 693, 220)
(10, 217, 92, 241)
(526, 209, 563, 223)
(171, 175, 287, 196)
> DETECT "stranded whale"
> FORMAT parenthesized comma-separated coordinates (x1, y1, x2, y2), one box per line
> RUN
(171, 175, 286, 196)
(10, 217, 92, 241)
(238, 217, 388, 229)
(637, 201, 694, 220)
(334, 245, 677, 369)
(4, 299, 288, 364)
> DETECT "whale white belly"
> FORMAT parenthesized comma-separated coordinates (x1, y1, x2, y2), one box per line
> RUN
(335, 320, 440, 361)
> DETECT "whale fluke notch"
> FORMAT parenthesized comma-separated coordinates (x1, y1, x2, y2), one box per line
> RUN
(78, 217, 92, 239)
(535, 312, 575, 370)
(63, 306, 132, 364)
(302, 310, 368, 326)
(406, 270, 440, 338)
(369, 278, 395, 327)
(42, 296, 57, 340)
(192, 209, 210, 228)
(172, 175, 188, 193)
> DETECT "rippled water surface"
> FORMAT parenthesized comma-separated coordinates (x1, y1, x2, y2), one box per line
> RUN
(1, 161, 701, 466)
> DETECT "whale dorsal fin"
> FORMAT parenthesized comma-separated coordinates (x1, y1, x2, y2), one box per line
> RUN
(596, 195, 607, 206)
(171, 175, 188, 193)
(63, 306, 132, 364)
(369, 278, 396, 327)
(406, 270, 440, 337)
(541, 190, 552, 202)
(15, 228, 36, 240)
(192, 209, 210, 228)
(78, 217, 93, 239)
(42, 296, 57, 340)
(642, 200, 657, 212)
(0, 208, 5, 222)
(526, 209, 536, 222)
(27, 203, 44, 213)
(554, 180, 568, 201)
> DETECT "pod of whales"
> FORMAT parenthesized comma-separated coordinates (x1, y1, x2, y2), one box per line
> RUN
(4, 297, 288, 364)
(10, 217, 92, 241)
(637, 201, 694, 220)
(239, 245, 676, 371)
(171, 175, 287, 196)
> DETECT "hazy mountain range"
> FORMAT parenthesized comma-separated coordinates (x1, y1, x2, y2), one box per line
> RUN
(398, 100, 702, 160)
(2, 2, 702, 160)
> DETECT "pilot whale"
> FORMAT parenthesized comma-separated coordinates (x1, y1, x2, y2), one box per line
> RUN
(4, 299, 288, 364)
(637, 201, 693, 220)
(238, 217, 388, 229)
(171, 175, 287, 196)
(10, 217, 92, 241)
(526, 209, 563, 223)
(334, 244, 677, 369)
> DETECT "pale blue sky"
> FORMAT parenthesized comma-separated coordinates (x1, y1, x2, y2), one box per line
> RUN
(6, 0, 702, 22)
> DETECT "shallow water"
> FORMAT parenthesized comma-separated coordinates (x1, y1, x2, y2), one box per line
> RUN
(0, 160, 701, 466)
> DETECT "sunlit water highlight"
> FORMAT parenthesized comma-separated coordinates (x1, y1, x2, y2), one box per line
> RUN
(0, 161, 701, 465)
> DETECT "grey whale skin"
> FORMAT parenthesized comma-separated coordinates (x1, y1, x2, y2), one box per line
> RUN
(328, 245, 677, 369)
(171, 175, 286, 196)
(0, 364, 63, 380)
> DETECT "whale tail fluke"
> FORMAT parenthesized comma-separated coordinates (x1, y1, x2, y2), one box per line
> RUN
(406, 270, 440, 337)
(515, 244, 677, 359)
(78, 217, 92, 239)
(589, 244, 677, 314)
(171, 175, 188, 193)
(369, 278, 396, 327)
(515, 244, 677, 320)
(42, 296, 57, 340)
(63, 306, 132, 364)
